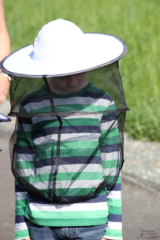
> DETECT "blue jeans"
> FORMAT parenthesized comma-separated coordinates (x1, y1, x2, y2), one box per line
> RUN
(27, 220, 106, 240)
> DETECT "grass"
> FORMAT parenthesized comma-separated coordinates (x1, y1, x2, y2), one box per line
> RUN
(3, 0, 160, 141)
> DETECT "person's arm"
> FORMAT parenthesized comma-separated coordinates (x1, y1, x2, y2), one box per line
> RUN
(0, 0, 11, 104)
(14, 111, 34, 240)
(100, 99, 123, 240)
(15, 180, 30, 240)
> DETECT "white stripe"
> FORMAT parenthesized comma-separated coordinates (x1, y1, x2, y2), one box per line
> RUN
(101, 120, 118, 131)
(64, 113, 102, 121)
(15, 222, 28, 232)
(58, 163, 102, 173)
(17, 164, 103, 176)
(32, 113, 102, 124)
(24, 100, 49, 112)
(15, 192, 28, 200)
(101, 151, 119, 161)
(29, 201, 108, 212)
(17, 153, 34, 162)
(15, 238, 29, 240)
(31, 179, 102, 189)
(102, 235, 122, 240)
(24, 97, 111, 112)
(103, 168, 117, 176)
(34, 133, 100, 145)
(107, 221, 122, 230)
(107, 190, 121, 199)
(55, 97, 110, 108)
(32, 116, 57, 124)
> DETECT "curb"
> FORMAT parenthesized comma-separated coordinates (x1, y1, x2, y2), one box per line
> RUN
(122, 171, 160, 197)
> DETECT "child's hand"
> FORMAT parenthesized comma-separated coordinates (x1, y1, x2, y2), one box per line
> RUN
(24, 238, 31, 240)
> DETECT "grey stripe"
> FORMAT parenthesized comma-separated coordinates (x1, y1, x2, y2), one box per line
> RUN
(102, 168, 117, 176)
(101, 121, 118, 131)
(17, 164, 103, 177)
(32, 113, 102, 124)
(101, 151, 119, 161)
(17, 153, 34, 161)
(24, 97, 111, 112)
(34, 133, 100, 145)
(31, 179, 103, 189)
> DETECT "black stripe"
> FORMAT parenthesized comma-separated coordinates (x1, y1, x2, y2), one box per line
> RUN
(15, 215, 27, 223)
(108, 214, 122, 222)
(35, 156, 101, 168)
(21, 93, 49, 106)
(107, 182, 121, 191)
(100, 143, 119, 153)
(101, 112, 117, 121)
(17, 146, 35, 154)
(33, 125, 100, 139)
(15, 184, 25, 192)
(28, 193, 107, 204)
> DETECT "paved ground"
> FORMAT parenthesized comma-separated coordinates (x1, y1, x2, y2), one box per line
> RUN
(0, 134, 160, 240)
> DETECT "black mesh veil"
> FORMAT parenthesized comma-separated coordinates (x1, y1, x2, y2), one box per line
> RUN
(5, 61, 129, 204)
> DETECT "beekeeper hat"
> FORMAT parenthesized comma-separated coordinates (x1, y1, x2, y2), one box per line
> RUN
(1, 19, 127, 78)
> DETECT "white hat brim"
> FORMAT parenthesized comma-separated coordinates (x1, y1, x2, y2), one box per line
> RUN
(1, 33, 127, 78)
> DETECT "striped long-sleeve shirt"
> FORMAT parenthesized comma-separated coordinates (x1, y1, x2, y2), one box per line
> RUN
(14, 82, 123, 240)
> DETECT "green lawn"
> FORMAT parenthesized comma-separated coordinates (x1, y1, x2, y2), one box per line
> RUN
(3, 0, 160, 141)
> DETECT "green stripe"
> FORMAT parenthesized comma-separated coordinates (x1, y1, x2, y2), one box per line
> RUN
(25, 210, 107, 227)
(26, 209, 107, 220)
(35, 140, 98, 149)
(101, 127, 119, 137)
(35, 146, 100, 160)
(117, 175, 121, 183)
(15, 230, 30, 239)
(107, 198, 122, 208)
(21, 172, 103, 182)
(104, 229, 122, 238)
(102, 160, 119, 168)
(16, 199, 28, 208)
(107, 205, 122, 215)
(16, 161, 34, 169)
(33, 118, 100, 131)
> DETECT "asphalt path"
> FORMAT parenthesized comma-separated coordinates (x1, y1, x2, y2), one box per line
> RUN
(0, 135, 160, 240)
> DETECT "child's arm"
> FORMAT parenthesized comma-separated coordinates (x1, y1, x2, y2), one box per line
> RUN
(100, 99, 123, 240)
(103, 174, 122, 240)
(14, 110, 34, 240)
(15, 180, 30, 240)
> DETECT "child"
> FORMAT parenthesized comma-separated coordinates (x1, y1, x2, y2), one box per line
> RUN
(1, 19, 128, 240)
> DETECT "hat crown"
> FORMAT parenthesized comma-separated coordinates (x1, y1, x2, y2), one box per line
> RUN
(32, 19, 84, 61)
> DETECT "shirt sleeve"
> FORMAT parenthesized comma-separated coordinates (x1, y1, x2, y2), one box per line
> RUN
(100, 99, 123, 240)
(14, 110, 34, 240)
(15, 180, 30, 240)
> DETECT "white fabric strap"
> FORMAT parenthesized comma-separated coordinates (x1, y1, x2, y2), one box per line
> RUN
(0, 70, 12, 81)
